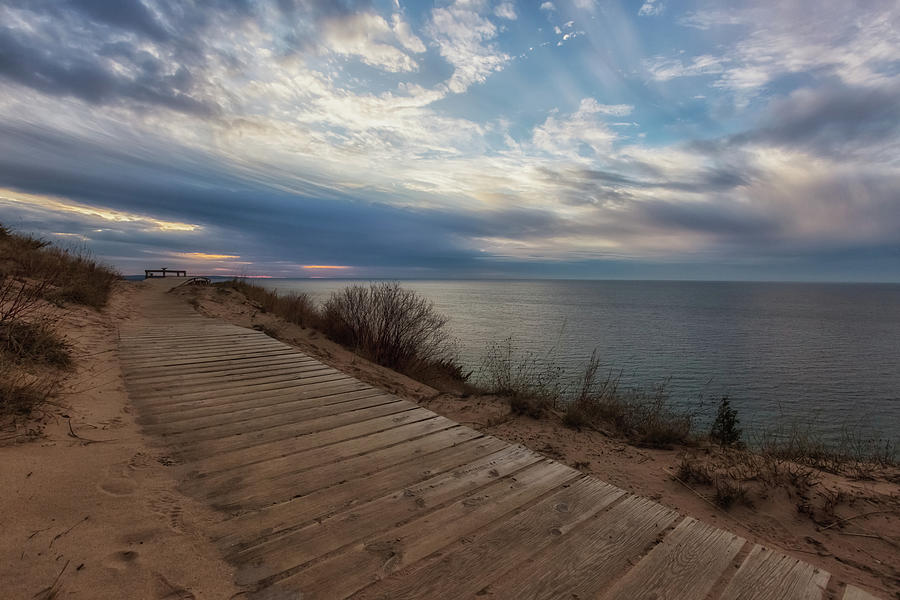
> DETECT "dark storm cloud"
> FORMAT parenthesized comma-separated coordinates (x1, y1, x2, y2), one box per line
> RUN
(67, 0, 172, 41)
(694, 83, 900, 159)
(0, 24, 217, 116)
(639, 200, 781, 237)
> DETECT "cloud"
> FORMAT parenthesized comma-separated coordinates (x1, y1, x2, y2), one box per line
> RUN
(638, 1, 664, 17)
(320, 11, 423, 72)
(644, 54, 724, 81)
(539, 2, 556, 11)
(532, 99, 633, 158)
(494, 2, 516, 20)
(427, 1, 510, 94)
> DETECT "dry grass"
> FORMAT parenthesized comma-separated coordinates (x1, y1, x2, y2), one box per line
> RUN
(0, 320, 71, 368)
(0, 225, 119, 309)
(752, 424, 897, 478)
(0, 223, 116, 421)
(220, 279, 317, 329)
(0, 364, 58, 419)
(480, 337, 562, 417)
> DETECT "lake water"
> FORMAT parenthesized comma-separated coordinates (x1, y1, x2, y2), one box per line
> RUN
(252, 279, 900, 442)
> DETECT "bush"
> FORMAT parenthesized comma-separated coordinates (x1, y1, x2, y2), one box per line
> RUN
(217, 279, 317, 329)
(560, 351, 693, 447)
(320, 282, 455, 372)
(480, 337, 563, 410)
(0, 364, 58, 418)
(0, 225, 119, 309)
(0, 320, 71, 368)
(710, 396, 742, 447)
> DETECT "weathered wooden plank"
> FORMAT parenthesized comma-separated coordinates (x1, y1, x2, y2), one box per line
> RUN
(122, 340, 288, 367)
(355, 476, 624, 600)
(122, 351, 311, 379)
(598, 517, 745, 600)
(121, 347, 299, 372)
(233, 445, 544, 585)
(487, 495, 681, 600)
(205, 416, 463, 508)
(182, 405, 429, 478)
(843, 585, 882, 600)
(211, 436, 508, 553)
(133, 372, 360, 411)
(160, 395, 406, 446)
(123, 354, 319, 386)
(128, 363, 336, 398)
(720, 545, 830, 600)
(136, 379, 373, 418)
(139, 387, 389, 429)
(270, 460, 580, 599)
(209, 425, 482, 511)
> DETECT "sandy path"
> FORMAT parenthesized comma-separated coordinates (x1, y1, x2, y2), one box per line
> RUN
(0, 281, 241, 600)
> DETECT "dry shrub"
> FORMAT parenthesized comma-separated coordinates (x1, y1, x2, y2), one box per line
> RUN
(713, 476, 751, 508)
(562, 351, 693, 447)
(216, 279, 465, 382)
(0, 225, 118, 309)
(218, 279, 317, 329)
(0, 320, 71, 368)
(753, 423, 897, 478)
(320, 282, 457, 373)
(479, 337, 562, 417)
(0, 364, 57, 418)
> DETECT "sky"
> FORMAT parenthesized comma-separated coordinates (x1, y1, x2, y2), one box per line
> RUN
(0, 0, 898, 280)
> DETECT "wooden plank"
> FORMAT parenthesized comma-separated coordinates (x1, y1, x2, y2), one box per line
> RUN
(203, 426, 483, 511)
(720, 545, 830, 600)
(128, 363, 336, 397)
(122, 340, 288, 366)
(211, 436, 508, 553)
(136, 379, 374, 418)
(172, 396, 411, 460)
(270, 460, 580, 599)
(181, 405, 429, 478)
(139, 386, 389, 429)
(205, 417, 464, 509)
(121, 351, 313, 379)
(487, 495, 681, 600)
(121, 348, 300, 374)
(128, 363, 337, 398)
(232, 445, 545, 585)
(133, 372, 359, 410)
(356, 476, 624, 600)
(122, 355, 318, 386)
(160, 395, 406, 447)
(119, 335, 276, 356)
(843, 585, 882, 600)
(598, 517, 745, 600)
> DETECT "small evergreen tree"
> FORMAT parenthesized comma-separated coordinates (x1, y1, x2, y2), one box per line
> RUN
(710, 396, 742, 447)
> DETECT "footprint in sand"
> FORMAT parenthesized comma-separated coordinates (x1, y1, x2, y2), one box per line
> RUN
(146, 490, 185, 533)
(99, 477, 138, 496)
(153, 574, 196, 600)
(104, 549, 141, 571)
(98, 461, 138, 496)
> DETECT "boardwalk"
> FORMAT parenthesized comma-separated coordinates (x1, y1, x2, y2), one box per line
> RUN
(118, 280, 879, 600)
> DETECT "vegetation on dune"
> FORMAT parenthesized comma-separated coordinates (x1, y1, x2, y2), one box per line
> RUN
(214, 279, 465, 383)
(0, 223, 119, 420)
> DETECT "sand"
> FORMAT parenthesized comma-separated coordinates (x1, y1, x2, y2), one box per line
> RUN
(2, 280, 897, 599)
(0, 282, 241, 599)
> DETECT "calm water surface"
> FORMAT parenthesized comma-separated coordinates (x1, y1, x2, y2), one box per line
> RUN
(253, 279, 900, 441)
